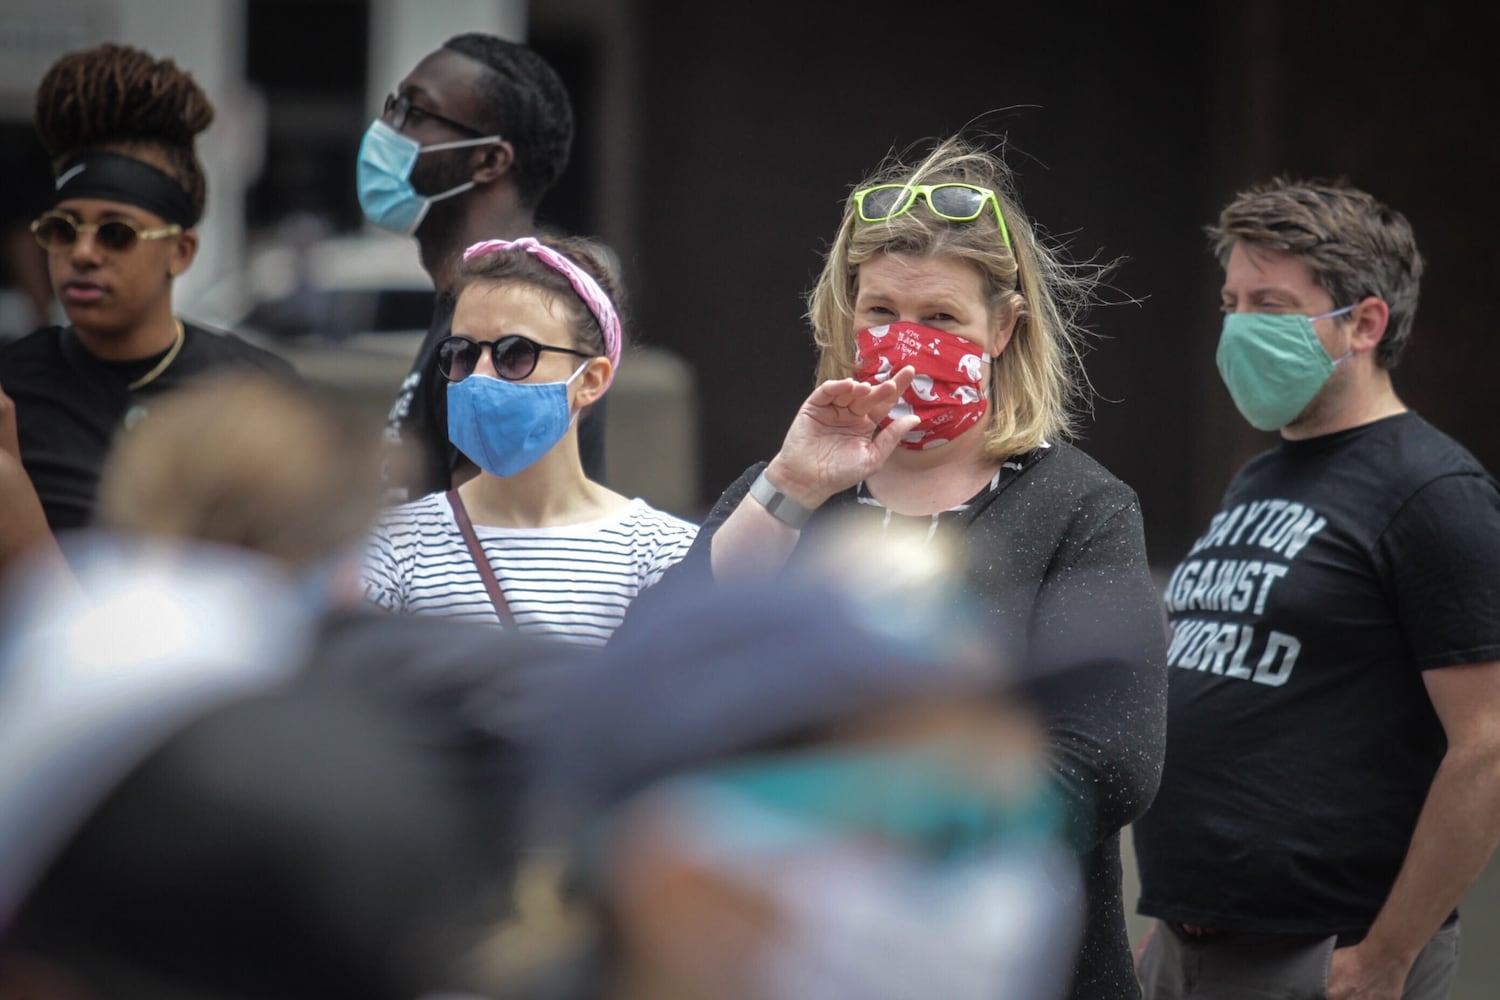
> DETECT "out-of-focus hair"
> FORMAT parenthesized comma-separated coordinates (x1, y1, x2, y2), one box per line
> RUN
(97, 375, 386, 569)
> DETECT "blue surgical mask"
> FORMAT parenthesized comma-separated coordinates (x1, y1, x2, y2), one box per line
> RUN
(356, 120, 500, 235)
(1215, 305, 1356, 431)
(446, 365, 588, 477)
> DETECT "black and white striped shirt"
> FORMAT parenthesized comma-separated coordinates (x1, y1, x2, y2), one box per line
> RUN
(363, 492, 698, 646)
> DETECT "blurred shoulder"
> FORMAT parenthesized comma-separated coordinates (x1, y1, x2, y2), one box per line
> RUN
(622, 498, 698, 535)
(0, 325, 65, 366)
(314, 607, 550, 681)
(1022, 441, 1139, 509)
(179, 321, 297, 376)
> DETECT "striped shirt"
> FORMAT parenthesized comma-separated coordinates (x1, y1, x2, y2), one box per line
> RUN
(363, 492, 698, 646)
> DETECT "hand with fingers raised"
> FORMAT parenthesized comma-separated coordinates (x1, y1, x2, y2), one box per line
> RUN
(763, 367, 920, 511)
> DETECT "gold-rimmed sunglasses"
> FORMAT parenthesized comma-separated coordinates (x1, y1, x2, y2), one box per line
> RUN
(30, 212, 182, 253)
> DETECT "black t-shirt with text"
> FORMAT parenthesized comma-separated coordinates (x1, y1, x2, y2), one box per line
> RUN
(1134, 412, 1500, 934)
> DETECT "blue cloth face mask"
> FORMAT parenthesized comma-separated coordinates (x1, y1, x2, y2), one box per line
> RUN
(356, 120, 500, 235)
(1215, 305, 1356, 431)
(446, 364, 588, 477)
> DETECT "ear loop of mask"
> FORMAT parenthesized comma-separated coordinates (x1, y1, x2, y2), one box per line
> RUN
(1312, 304, 1358, 365)
(562, 357, 594, 426)
(416, 134, 501, 203)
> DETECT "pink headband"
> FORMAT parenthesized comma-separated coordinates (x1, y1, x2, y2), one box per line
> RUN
(462, 237, 623, 387)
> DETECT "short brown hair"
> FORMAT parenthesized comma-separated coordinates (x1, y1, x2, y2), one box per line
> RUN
(1209, 178, 1423, 368)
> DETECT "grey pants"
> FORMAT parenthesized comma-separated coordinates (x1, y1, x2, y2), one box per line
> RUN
(1137, 920, 1460, 1000)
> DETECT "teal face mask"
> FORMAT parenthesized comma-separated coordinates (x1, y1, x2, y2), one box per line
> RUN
(1215, 306, 1356, 431)
(654, 746, 1065, 863)
(601, 748, 1080, 1000)
(573, 743, 1066, 893)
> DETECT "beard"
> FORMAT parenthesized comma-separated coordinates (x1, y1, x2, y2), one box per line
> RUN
(410, 149, 475, 250)
(1285, 358, 1352, 434)
(410, 145, 472, 199)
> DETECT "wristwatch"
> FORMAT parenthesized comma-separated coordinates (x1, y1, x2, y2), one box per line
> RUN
(748, 469, 816, 529)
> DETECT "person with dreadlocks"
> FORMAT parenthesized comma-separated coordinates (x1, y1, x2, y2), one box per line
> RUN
(0, 43, 291, 537)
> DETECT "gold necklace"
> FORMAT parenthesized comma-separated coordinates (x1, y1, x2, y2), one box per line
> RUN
(127, 319, 185, 391)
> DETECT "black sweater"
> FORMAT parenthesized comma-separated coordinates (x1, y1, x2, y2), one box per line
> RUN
(681, 441, 1168, 1000)
(0, 322, 293, 533)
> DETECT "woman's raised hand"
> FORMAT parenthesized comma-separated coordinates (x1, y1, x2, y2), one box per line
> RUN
(764, 368, 920, 508)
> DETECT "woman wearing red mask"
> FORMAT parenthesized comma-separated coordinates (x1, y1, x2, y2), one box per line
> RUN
(0, 44, 290, 538)
(664, 136, 1167, 1000)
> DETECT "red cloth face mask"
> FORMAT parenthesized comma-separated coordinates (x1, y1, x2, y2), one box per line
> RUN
(854, 322, 990, 450)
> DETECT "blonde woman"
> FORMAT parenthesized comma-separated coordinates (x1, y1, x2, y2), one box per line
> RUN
(676, 136, 1168, 1000)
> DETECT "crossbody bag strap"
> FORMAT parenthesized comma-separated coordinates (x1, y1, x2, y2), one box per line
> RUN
(445, 489, 518, 629)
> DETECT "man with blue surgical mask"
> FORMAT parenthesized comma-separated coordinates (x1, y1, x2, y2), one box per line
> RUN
(358, 33, 607, 501)
(1133, 180, 1500, 1000)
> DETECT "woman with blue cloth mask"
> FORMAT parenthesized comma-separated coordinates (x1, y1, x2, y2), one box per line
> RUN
(362, 236, 697, 645)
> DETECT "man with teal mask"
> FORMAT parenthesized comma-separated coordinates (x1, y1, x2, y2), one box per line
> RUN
(1133, 180, 1500, 1000)
(359, 33, 607, 501)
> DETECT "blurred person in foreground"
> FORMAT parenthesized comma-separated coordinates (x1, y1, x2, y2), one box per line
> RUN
(1132, 180, 1500, 1000)
(0, 43, 290, 537)
(667, 135, 1167, 999)
(362, 236, 695, 645)
(0, 375, 546, 999)
(360, 32, 607, 500)
(489, 521, 1084, 1000)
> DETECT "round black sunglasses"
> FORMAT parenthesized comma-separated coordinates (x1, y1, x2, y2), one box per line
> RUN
(437, 334, 592, 383)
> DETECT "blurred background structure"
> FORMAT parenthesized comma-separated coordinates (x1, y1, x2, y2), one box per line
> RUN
(1, 2, 1497, 992)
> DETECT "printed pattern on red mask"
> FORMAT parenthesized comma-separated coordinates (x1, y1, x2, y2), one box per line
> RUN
(855, 322, 990, 450)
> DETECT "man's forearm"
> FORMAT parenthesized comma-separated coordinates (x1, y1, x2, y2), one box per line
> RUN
(1360, 742, 1500, 968)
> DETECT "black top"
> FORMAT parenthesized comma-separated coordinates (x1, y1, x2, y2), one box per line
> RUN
(381, 292, 608, 501)
(1134, 412, 1500, 935)
(0, 322, 294, 533)
(672, 442, 1169, 1000)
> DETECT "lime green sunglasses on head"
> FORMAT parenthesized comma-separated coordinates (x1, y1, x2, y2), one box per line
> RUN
(853, 182, 1013, 253)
